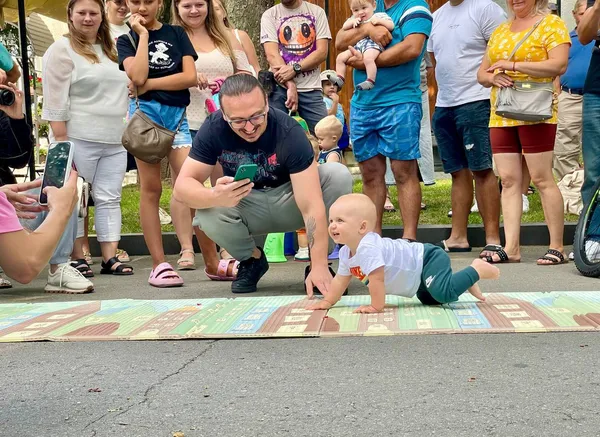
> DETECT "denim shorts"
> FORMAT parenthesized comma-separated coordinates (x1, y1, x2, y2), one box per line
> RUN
(432, 99, 493, 174)
(350, 102, 421, 163)
(128, 99, 192, 148)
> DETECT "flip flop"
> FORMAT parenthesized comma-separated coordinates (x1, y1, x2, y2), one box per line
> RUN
(537, 249, 568, 266)
(384, 197, 396, 212)
(435, 240, 472, 253)
(480, 245, 521, 264)
(205, 259, 239, 281)
(149, 262, 184, 288)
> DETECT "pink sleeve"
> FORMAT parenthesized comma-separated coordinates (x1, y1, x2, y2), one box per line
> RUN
(0, 191, 23, 234)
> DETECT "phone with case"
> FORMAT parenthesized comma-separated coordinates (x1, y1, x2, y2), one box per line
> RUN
(39, 141, 75, 205)
(234, 164, 258, 182)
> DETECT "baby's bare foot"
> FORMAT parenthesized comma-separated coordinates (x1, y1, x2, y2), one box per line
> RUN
(468, 283, 486, 302)
(471, 258, 500, 280)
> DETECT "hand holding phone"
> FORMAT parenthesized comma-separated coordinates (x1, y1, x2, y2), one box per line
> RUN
(39, 141, 75, 205)
(234, 164, 258, 182)
(43, 170, 79, 216)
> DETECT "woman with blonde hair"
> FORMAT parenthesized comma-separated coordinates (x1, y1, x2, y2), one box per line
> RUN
(212, 0, 261, 77)
(477, 0, 570, 265)
(43, 0, 133, 280)
(170, 0, 252, 280)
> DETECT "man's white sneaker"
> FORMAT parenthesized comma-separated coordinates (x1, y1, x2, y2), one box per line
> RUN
(522, 194, 530, 214)
(294, 247, 310, 262)
(45, 263, 94, 294)
(585, 240, 600, 262)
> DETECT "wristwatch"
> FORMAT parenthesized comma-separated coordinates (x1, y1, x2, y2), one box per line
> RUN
(292, 63, 302, 75)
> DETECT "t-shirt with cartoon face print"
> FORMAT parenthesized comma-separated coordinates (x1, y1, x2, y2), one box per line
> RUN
(260, 2, 332, 92)
(117, 24, 197, 107)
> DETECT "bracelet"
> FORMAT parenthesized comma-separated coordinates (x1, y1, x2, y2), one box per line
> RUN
(513, 61, 516, 72)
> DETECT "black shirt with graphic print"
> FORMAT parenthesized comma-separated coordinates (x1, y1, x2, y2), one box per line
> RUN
(117, 24, 197, 107)
(189, 108, 315, 189)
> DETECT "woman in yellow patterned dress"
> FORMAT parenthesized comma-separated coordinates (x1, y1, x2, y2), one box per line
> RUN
(477, 0, 570, 266)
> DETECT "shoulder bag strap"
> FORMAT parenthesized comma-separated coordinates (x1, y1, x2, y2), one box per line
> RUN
(125, 33, 140, 108)
(506, 17, 546, 61)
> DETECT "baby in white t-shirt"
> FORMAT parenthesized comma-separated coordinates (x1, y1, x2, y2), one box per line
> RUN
(307, 194, 499, 314)
(328, 0, 394, 91)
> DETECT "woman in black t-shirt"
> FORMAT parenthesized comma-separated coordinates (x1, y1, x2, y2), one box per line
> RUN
(117, 0, 197, 288)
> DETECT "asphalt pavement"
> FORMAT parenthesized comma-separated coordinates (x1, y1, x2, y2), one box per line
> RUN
(1, 247, 599, 436)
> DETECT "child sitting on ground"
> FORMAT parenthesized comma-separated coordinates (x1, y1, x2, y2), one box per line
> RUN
(315, 116, 343, 164)
(328, 0, 394, 91)
(306, 194, 500, 313)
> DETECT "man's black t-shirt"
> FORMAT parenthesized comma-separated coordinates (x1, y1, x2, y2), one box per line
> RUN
(117, 24, 197, 107)
(189, 108, 315, 189)
(584, 0, 600, 95)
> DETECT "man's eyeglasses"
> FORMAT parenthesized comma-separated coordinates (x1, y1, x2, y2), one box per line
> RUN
(225, 111, 267, 129)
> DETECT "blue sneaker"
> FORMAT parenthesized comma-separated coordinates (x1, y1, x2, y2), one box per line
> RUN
(328, 244, 340, 260)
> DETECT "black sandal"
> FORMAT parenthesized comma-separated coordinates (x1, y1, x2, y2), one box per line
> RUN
(70, 259, 94, 277)
(100, 257, 134, 275)
(537, 249, 568, 266)
(479, 245, 520, 264)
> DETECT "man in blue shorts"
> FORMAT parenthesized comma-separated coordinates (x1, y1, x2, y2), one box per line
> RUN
(335, 0, 432, 240)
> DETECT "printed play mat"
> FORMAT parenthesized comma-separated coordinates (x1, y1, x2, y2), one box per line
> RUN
(1, 292, 600, 342)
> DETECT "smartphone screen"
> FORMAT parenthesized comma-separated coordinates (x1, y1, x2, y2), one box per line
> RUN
(39, 141, 73, 205)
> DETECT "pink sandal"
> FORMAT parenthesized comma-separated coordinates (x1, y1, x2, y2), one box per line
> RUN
(205, 259, 239, 281)
(149, 262, 184, 288)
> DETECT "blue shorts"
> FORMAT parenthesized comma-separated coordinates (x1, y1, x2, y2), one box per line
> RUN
(350, 102, 421, 163)
(432, 99, 493, 174)
(128, 99, 192, 148)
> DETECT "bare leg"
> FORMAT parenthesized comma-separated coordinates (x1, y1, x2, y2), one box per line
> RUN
(524, 151, 566, 263)
(493, 153, 523, 262)
(468, 258, 500, 301)
(521, 156, 531, 195)
(169, 148, 198, 269)
(473, 168, 501, 250)
(357, 49, 380, 90)
(331, 50, 352, 87)
(136, 159, 166, 269)
(446, 168, 473, 249)
(358, 155, 387, 234)
(391, 159, 421, 241)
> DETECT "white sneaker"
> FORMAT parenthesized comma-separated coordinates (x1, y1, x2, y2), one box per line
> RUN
(45, 263, 94, 294)
(470, 201, 479, 213)
(585, 240, 600, 262)
(159, 207, 172, 225)
(294, 247, 310, 261)
(522, 194, 530, 214)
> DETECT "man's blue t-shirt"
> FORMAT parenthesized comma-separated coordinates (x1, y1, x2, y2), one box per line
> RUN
(0, 44, 14, 72)
(560, 29, 594, 91)
(351, 0, 432, 109)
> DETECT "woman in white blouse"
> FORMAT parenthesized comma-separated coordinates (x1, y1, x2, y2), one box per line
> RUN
(213, 0, 260, 77)
(42, 0, 133, 276)
(170, 0, 252, 280)
(106, 0, 129, 41)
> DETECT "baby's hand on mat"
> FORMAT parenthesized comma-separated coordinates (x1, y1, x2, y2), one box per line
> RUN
(354, 305, 383, 314)
(306, 299, 334, 311)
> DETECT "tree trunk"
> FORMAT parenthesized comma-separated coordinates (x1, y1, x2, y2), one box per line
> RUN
(224, 0, 275, 70)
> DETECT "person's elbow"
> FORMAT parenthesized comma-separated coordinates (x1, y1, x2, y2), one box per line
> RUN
(405, 43, 423, 61)
(577, 27, 595, 45)
(555, 60, 568, 76)
(4, 260, 39, 285)
(7, 64, 20, 83)
(173, 178, 189, 203)
(130, 75, 147, 87)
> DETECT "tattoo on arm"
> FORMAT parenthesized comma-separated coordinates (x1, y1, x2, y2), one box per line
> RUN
(306, 216, 316, 250)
